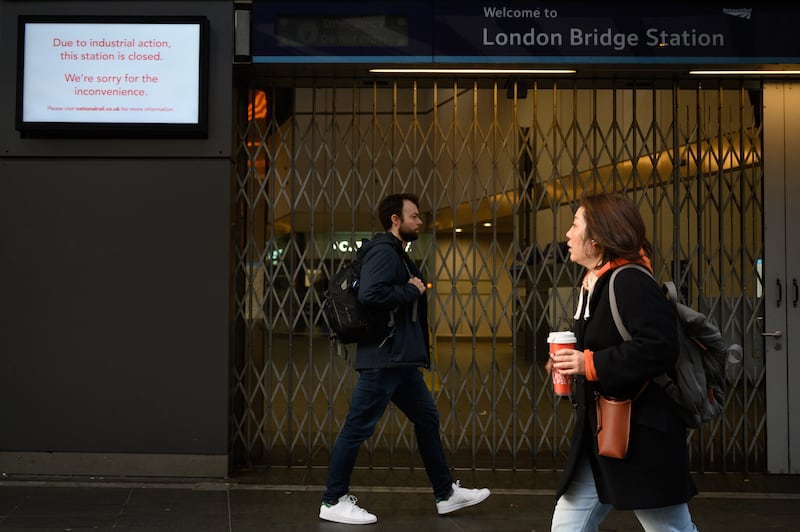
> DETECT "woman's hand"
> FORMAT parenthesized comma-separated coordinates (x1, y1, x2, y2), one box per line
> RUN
(550, 348, 586, 375)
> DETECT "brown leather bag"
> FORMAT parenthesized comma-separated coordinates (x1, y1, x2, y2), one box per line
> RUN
(595, 384, 647, 459)
(595, 395, 633, 458)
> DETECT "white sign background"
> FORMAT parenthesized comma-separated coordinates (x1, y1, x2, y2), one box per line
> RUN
(21, 22, 201, 124)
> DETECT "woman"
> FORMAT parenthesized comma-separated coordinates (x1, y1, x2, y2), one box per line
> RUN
(549, 193, 698, 531)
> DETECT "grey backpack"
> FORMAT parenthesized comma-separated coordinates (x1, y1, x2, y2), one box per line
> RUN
(609, 264, 743, 428)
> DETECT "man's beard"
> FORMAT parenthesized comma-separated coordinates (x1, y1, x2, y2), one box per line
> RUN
(399, 228, 419, 242)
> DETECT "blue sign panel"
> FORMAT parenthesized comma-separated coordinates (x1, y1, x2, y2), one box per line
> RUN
(252, 1, 433, 63)
(431, 2, 798, 64)
(252, 1, 800, 65)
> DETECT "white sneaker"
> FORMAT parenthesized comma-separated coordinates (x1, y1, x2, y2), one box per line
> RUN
(319, 494, 377, 525)
(435, 480, 491, 515)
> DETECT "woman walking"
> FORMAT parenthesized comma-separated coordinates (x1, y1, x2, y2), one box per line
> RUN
(549, 192, 698, 531)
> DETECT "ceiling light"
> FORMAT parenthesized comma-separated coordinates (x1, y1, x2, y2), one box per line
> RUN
(369, 68, 576, 75)
(689, 70, 800, 75)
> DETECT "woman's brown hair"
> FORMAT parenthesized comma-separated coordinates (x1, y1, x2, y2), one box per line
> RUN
(580, 192, 652, 266)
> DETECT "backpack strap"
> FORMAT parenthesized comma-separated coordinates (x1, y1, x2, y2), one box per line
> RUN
(401, 256, 418, 323)
(378, 254, 418, 348)
(608, 263, 654, 341)
(662, 280, 679, 312)
(607, 264, 658, 401)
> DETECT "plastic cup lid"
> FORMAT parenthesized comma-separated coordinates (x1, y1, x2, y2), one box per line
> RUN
(548, 331, 576, 344)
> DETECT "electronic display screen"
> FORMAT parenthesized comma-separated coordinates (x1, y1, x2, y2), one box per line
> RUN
(16, 15, 209, 138)
(275, 15, 409, 48)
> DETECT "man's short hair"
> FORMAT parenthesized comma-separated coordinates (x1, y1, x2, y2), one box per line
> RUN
(378, 193, 420, 230)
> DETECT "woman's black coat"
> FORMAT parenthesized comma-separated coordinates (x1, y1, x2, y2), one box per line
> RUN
(555, 266, 698, 510)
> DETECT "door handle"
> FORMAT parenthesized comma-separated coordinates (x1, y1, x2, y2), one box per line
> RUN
(761, 330, 783, 337)
(794, 278, 799, 307)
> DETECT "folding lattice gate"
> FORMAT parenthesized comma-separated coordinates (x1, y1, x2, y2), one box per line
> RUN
(231, 78, 766, 474)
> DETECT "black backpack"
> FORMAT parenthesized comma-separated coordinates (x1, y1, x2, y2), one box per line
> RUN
(323, 257, 371, 347)
(323, 242, 415, 358)
(609, 264, 743, 428)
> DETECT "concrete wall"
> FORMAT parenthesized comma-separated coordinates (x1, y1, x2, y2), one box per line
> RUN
(0, 0, 233, 477)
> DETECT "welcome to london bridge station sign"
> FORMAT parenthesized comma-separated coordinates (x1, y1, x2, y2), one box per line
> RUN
(252, 1, 800, 65)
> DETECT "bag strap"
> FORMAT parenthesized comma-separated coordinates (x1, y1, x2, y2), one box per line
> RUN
(663, 280, 679, 312)
(365, 242, 420, 324)
(401, 257, 418, 322)
(608, 263, 654, 341)
(607, 264, 659, 401)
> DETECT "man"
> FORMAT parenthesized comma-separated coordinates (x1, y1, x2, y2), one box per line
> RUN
(319, 193, 491, 525)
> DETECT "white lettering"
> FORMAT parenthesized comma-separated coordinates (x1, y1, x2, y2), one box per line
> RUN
(332, 241, 364, 253)
(482, 27, 562, 47)
(645, 28, 724, 47)
(482, 6, 538, 18)
(569, 28, 639, 51)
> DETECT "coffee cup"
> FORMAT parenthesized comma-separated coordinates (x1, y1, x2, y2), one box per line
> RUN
(548, 331, 577, 396)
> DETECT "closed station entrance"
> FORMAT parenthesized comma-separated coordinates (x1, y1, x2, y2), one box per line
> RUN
(229, 2, 800, 475)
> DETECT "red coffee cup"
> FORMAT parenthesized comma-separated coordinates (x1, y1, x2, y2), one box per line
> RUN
(548, 331, 577, 396)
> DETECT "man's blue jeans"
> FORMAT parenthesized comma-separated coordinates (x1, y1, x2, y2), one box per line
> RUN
(551, 454, 698, 532)
(323, 367, 453, 503)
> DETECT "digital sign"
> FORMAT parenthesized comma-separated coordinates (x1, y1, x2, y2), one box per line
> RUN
(276, 15, 409, 48)
(252, 1, 432, 61)
(16, 15, 209, 137)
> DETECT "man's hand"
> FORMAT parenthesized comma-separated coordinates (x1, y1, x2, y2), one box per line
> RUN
(408, 276, 426, 295)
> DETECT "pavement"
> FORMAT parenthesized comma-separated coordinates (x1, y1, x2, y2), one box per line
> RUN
(1, 468, 800, 531)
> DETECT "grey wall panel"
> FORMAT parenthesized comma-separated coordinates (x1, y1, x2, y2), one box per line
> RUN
(0, 158, 230, 454)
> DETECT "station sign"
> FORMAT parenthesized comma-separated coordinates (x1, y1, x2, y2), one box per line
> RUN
(252, 1, 800, 65)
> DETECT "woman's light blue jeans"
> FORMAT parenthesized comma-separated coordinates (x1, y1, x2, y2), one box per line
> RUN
(551, 455, 698, 532)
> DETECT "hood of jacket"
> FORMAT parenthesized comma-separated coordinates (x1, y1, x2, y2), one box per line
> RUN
(357, 231, 403, 260)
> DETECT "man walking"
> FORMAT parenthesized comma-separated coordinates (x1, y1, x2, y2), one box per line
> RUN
(319, 193, 491, 525)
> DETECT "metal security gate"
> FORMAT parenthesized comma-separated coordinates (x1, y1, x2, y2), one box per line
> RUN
(231, 77, 766, 474)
